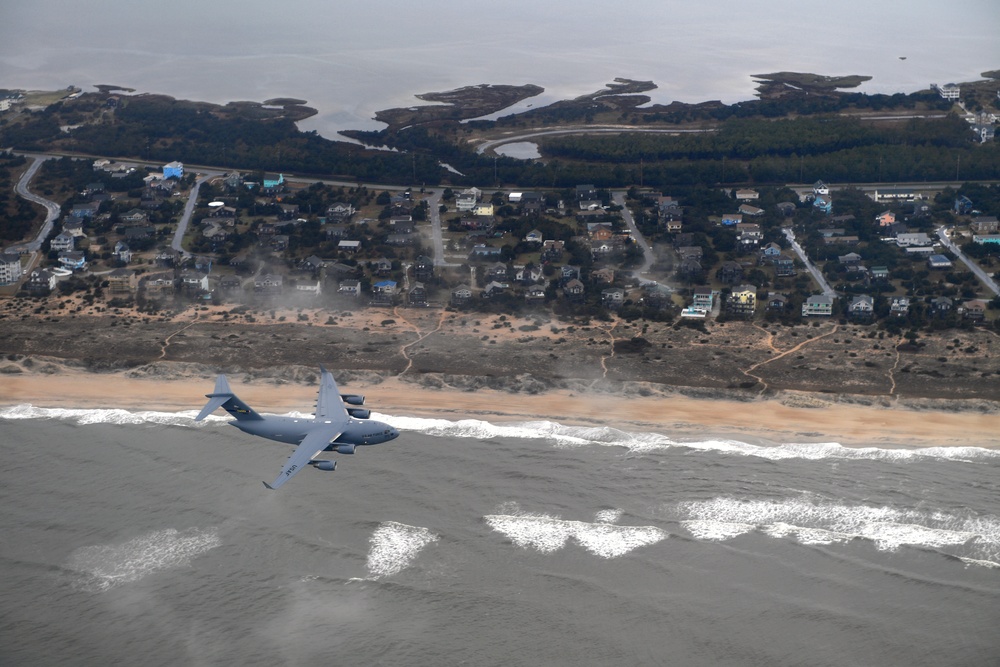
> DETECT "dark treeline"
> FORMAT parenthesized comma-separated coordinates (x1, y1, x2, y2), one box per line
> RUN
(0, 152, 35, 242)
(543, 116, 974, 161)
(486, 89, 950, 128)
(1, 91, 996, 191)
(1, 96, 445, 186)
(538, 115, 999, 185)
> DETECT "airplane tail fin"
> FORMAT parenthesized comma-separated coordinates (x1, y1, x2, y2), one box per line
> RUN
(195, 374, 264, 422)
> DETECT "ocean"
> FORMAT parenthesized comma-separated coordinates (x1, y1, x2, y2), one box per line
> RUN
(1, 0, 998, 138)
(1, 405, 998, 665)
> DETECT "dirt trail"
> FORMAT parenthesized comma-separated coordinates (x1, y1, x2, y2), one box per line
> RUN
(742, 324, 840, 391)
(887, 336, 905, 395)
(599, 321, 619, 378)
(158, 313, 200, 359)
(395, 308, 451, 375)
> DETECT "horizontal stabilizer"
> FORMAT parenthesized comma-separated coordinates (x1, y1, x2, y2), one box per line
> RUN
(195, 394, 232, 421)
(195, 374, 264, 421)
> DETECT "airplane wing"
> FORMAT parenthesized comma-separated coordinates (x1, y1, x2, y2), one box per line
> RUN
(264, 424, 342, 490)
(315, 366, 351, 423)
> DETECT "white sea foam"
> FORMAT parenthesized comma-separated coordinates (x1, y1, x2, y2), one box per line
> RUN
(365, 521, 438, 579)
(485, 505, 667, 558)
(379, 413, 999, 463)
(594, 508, 624, 524)
(0, 404, 226, 427)
(66, 527, 221, 591)
(677, 497, 1000, 567)
(4, 404, 997, 463)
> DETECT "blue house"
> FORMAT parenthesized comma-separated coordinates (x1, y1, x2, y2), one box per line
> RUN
(954, 195, 973, 215)
(813, 195, 832, 214)
(163, 161, 184, 179)
(262, 173, 285, 193)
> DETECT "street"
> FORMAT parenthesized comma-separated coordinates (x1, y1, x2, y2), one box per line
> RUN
(937, 226, 999, 296)
(783, 228, 837, 297)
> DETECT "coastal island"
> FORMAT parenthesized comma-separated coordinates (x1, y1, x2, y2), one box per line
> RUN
(0, 72, 998, 449)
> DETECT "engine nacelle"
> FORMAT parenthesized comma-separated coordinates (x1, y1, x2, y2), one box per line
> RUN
(341, 394, 365, 406)
(347, 408, 370, 419)
(332, 444, 356, 455)
(309, 460, 337, 471)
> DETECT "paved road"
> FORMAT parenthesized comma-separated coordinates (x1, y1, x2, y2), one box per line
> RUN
(611, 191, 655, 280)
(476, 125, 717, 155)
(171, 172, 221, 256)
(14, 155, 61, 251)
(937, 226, 999, 296)
(424, 189, 446, 265)
(783, 228, 836, 297)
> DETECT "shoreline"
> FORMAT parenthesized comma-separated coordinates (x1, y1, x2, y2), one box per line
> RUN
(3, 366, 997, 451)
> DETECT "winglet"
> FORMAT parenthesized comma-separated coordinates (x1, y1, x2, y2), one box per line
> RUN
(263, 481, 274, 490)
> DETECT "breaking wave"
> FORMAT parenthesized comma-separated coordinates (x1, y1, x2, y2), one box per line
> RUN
(382, 414, 998, 463)
(3, 404, 997, 463)
(485, 502, 667, 558)
(66, 527, 221, 591)
(677, 497, 1000, 567)
(0, 404, 225, 427)
(365, 521, 438, 579)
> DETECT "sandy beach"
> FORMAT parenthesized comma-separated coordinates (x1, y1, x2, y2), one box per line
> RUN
(2, 297, 999, 450)
(3, 364, 998, 450)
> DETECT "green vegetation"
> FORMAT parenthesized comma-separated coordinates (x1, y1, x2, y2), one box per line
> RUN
(0, 153, 35, 242)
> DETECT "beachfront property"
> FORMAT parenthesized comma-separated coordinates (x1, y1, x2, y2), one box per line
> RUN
(802, 294, 833, 317)
(847, 295, 874, 320)
(0, 252, 23, 284)
(25, 268, 56, 295)
(106, 268, 137, 296)
(726, 284, 757, 318)
(338, 279, 361, 297)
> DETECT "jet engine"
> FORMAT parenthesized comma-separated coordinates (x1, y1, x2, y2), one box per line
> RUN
(309, 460, 337, 471)
(341, 394, 365, 406)
(332, 444, 356, 455)
(347, 408, 370, 419)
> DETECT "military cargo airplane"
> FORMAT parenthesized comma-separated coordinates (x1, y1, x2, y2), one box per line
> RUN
(195, 366, 399, 489)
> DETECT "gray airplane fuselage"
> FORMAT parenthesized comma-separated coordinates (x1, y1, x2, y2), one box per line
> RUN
(231, 415, 399, 448)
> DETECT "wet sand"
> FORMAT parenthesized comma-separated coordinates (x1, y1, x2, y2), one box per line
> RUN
(3, 369, 997, 450)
